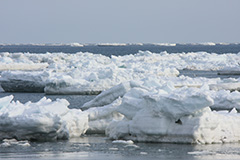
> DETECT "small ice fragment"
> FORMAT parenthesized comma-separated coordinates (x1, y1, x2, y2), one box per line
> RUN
(0, 142, 11, 147)
(230, 108, 238, 114)
(124, 144, 140, 148)
(83, 143, 91, 147)
(109, 147, 119, 151)
(187, 151, 215, 155)
(0, 139, 30, 147)
(3, 139, 17, 143)
(19, 142, 31, 147)
(112, 140, 134, 144)
(140, 152, 148, 155)
(76, 143, 91, 147)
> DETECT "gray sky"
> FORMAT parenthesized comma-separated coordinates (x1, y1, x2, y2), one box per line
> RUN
(0, 0, 240, 44)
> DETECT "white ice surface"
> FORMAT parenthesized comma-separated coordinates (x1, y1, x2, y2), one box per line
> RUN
(0, 96, 88, 141)
(1, 70, 49, 83)
(0, 52, 48, 71)
(105, 85, 240, 144)
(112, 140, 134, 144)
(85, 98, 124, 134)
(0, 139, 30, 147)
(81, 81, 142, 110)
(2, 51, 240, 94)
(81, 80, 240, 144)
(1, 79, 240, 143)
(207, 90, 240, 110)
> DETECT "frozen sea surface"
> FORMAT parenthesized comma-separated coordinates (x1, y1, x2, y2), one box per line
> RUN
(1, 135, 240, 160)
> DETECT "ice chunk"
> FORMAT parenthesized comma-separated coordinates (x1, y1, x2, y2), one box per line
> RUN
(69, 43, 84, 47)
(116, 88, 150, 120)
(112, 140, 134, 144)
(0, 71, 49, 92)
(81, 81, 141, 110)
(144, 88, 214, 120)
(116, 86, 213, 120)
(199, 42, 216, 46)
(107, 106, 240, 144)
(152, 43, 176, 46)
(85, 98, 124, 134)
(97, 43, 127, 46)
(0, 96, 88, 141)
(106, 83, 240, 144)
(0, 95, 13, 109)
(0, 139, 30, 147)
(209, 90, 240, 110)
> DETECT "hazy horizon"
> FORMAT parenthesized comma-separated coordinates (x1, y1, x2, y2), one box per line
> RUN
(0, 0, 240, 44)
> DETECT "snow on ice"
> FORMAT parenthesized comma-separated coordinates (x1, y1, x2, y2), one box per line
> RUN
(1, 51, 240, 144)
(1, 51, 240, 94)
(1, 79, 240, 144)
(0, 96, 88, 141)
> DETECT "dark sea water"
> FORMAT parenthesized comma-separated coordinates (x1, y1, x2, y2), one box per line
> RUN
(1, 43, 240, 56)
(1, 44, 240, 159)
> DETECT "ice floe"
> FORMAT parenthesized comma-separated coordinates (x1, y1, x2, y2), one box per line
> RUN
(199, 42, 216, 46)
(69, 43, 84, 47)
(1, 50, 240, 144)
(112, 140, 134, 144)
(0, 96, 88, 141)
(1, 79, 240, 143)
(0, 139, 31, 147)
(81, 80, 240, 144)
(104, 83, 240, 144)
(1, 51, 240, 94)
(0, 71, 49, 92)
(152, 43, 176, 46)
(97, 43, 127, 46)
